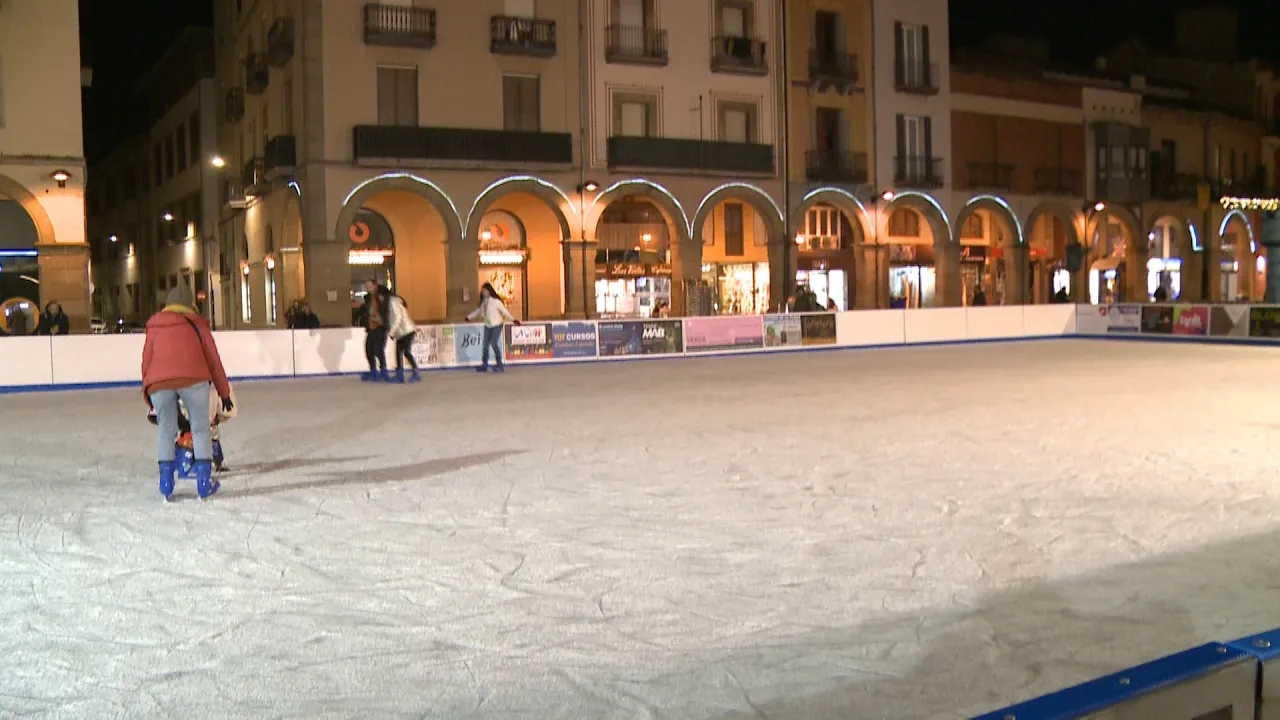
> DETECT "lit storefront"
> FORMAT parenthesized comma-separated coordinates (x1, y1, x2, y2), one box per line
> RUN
(888, 244, 935, 308)
(795, 205, 852, 311)
(959, 244, 1002, 305)
(348, 209, 395, 324)
(1089, 220, 1128, 304)
(477, 210, 528, 320)
(703, 261, 770, 315)
(1146, 224, 1181, 300)
(595, 206, 672, 317)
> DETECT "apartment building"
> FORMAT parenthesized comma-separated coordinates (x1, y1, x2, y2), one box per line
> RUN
(88, 29, 221, 325)
(0, 0, 90, 332)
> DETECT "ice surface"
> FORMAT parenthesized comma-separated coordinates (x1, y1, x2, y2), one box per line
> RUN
(3, 339, 1280, 719)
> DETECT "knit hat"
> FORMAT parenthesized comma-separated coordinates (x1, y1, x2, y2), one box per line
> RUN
(166, 285, 195, 308)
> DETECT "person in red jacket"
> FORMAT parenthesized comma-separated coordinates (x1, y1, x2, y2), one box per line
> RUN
(141, 285, 233, 500)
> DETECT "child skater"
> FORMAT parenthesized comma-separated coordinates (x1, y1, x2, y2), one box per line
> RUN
(387, 294, 420, 383)
(466, 282, 518, 372)
(149, 384, 236, 477)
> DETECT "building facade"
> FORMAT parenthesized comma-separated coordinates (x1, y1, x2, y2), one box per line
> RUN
(0, 0, 90, 333)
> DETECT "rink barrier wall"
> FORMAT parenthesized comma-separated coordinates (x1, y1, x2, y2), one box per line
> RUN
(0, 305, 1077, 392)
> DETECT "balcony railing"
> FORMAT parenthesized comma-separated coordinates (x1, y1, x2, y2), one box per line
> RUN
(224, 178, 248, 209)
(490, 16, 556, 57)
(1034, 167, 1081, 195)
(710, 36, 768, 75)
(242, 157, 266, 195)
(809, 51, 858, 86)
(967, 162, 1014, 191)
(895, 62, 939, 94)
(244, 53, 268, 94)
(364, 3, 436, 48)
(224, 88, 245, 123)
(805, 150, 868, 183)
(264, 135, 297, 177)
(607, 136, 774, 174)
(353, 125, 573, 165)
(605, 24, 668, 65)
(894, 156, 944, 188)
(1150, 172, 1199, 200)
(266, 17, 294, 66)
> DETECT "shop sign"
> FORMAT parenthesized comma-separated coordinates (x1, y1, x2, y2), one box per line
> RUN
(606, 262, 672, 278)
(1209, 305, 1249, 337)
(1140, 305, 1173, 334)
(1101, 305, 1141, 333)
(550, 321, 598, 358)
(505, 322, 553, 361)
(452, 324, 488, 364)
(1171, 306, 1209, 336)
(800, 313, 838, 345)
(598, 319, 683, 356)
(410, 326, 446, 367)
(684, 316, 765, 353)
(763, 314, 802, 347)
(1248, 306, 1280, 337)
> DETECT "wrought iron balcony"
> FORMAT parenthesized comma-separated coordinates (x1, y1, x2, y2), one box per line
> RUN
(353, 125, 573, 165)
(805, 150, 868, 183)
(1150, 172, 1199, 200)
(710, 36, 768, 75)
(809, 51, 858, 87)
(490, 16, 556, 57)
(242, 157, 266, 195)
(607, 136, 774, 174)
(364, 3, 436, 48)
(967, 162, 1014, 191)
(1034, 167, 1081, 195)
(244, 53, 269, 94)
(895, 61, 939, 95)
(224, 178, 247, 209)
(894, 156, 944, 188)
(224, 88, 244, 123)
(267, 17, 294, 66)
(605, 24, 668, 65)
(264, 135, 297, 178)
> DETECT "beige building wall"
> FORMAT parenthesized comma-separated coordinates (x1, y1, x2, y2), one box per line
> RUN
(0, 0, 90, 329)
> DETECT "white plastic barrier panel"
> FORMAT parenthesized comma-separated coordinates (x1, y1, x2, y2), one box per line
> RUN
(904, 307, 968, 343)
(292, 328, 370, 376)
(50, 334, 145, 385)
(836, 309, 906, 346)
(1023, 304, 1076, 336)
(0, 336, 54, 387)
(210, 330, 295, 379)
(965, 305, 1026, 340)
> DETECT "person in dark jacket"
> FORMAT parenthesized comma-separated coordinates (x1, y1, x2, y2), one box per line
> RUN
(287, 298, 321, 329)
(36, 302, 70, 335)
(361, 281, 392, 381)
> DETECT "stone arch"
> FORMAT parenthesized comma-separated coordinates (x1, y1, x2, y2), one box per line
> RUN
(334, 173, 462, 243)
(1145, 214, 1196, 258)
(1086, 203, 1141, 251)
(882, 191, 952, 245)
(954, 195, 1024, 245)
(789, 187, 870, 242)
(1024, 200, 1082, 249)
(0, 173, 56, 245)
(464, 175, 573, 242)
(690, 182, 786, 244)
(588, 178, 692, 242)
(1219, 208, 1256, 250)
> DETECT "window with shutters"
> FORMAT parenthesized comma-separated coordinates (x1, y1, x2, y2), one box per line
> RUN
(176, 123, 188, 171)
(503, 75, 541, 132)
(717, 0, 753, 37)
(164, 134, 175, 180)
(718, 101, 757, 143)
(894, 21, 932, 91)
(724, 203, 745, 256)
(888, 209, 921, 237)
(190, 111, 201, 160)
(612, 92, 658, 137)
(376, 66, 419, 126)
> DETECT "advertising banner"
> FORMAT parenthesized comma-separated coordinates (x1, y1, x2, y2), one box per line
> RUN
(763, 314, 802, 348)
(505, 323, 553, 362)
(1103, 305, 1141, 333)
(1248, 306, 1280, 337)
(684, 316, 765, 353)
(410, 326, 445, 367)
(1075, 305, 1108, 334)
(800, 313, 838, 345)
(452, 324, 487, 364)
(1171, 306, 1209, 336)
(1209, 305, 1249, 337)
(597, 319, 683, 357)
(550, 321, 598, 359)
(1140, 305, 1173, 334)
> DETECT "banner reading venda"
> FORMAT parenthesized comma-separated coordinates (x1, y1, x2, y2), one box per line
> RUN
(684, 316, 765, 353)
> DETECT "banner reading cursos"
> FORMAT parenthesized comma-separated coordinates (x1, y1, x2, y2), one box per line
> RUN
(550, 321, 598, 358)
(598, 319, 683, 356)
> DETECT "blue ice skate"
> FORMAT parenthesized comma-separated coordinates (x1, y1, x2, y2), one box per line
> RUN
(212, 439, 225, 471)
(158, 461, 177, 501)
(195, 460, 219, 499)
(176, 444, 197, 479)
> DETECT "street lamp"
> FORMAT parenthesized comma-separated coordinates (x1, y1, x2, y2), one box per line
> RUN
(50, 169, 70, 188)
(109, 234, 118, 243)
(162, 212, 174, 222)
(210, 155, 226, 169)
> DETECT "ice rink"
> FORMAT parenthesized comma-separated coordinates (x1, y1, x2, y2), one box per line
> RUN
(3, 338, 1280, 719)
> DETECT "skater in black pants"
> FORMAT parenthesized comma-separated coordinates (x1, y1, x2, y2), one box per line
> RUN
(361, 280, 391, 381)
(388, 293, 420, 383)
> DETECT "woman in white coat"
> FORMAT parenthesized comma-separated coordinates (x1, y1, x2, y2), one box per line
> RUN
(387, 294, 420, 383)
(466, 282, 517, 372)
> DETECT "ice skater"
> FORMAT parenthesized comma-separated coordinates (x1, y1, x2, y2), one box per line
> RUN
(388, 293, 420, 383)
(141, 286, 233, 500)
(467, 282, 517, 373)
(360, 280, 392, 382)
(149, 384, 236, 473)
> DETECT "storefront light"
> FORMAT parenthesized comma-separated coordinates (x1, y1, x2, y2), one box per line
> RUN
(479, 250, 526, 266)
(349, 249, 393, 266)
(1257, 255, 1267, 273)
(795, 233, 805, 245)
(265, 256, 276, 271)
(1220, 196, 1280, 212)
(641, 233, 653, 244)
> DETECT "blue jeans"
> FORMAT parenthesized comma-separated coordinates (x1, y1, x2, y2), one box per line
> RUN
(153, 382, 213, 462)
(481, 325, 503, 368)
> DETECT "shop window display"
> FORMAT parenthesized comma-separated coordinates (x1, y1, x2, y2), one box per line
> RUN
(888, 244, 935, 308)
(704, 262, 769, 315)
(348, 209, 396, 325)
(477, 211, 528, 320)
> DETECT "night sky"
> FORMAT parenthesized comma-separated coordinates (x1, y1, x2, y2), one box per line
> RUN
(78, 0, 1276, 159)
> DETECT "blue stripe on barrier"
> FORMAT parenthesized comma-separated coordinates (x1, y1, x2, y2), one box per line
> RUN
(1226, 627, 1280, 663)
(971, 643, 1249, 720)
(1075, 333, 1280, 347)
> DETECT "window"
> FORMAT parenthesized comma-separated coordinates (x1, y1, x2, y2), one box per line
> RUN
(614, 0, 653, 29)
(122, 168, 137, 201)
(176, 123, 188, 171)
(894, 21, 930, 88)
(1133, 146, 1147, 175)
(719, 102, 756, 143)
(724, 203, 744, 256)
(164, 134, 175, 180)
(1110, 146, 1124, 178)
(814, 107, 841, 154)
(282, 80, 293, 134)
(241, 273, 253, 323)
(190, 111, 201, 160)
(377, 66, 419, 126)
(503, 75, 541, 132)
(718, 0, 752, 37)
(266, 267, 278, 325)
(803, 206, 841, 250)
(961, 214, 984, 239)
(154, 144, 163, 188)
(888, 208, 920, 237)
(814, 11, 839, 57)
(613, 93, 657, 137)
(1214, 145, 1222, 180)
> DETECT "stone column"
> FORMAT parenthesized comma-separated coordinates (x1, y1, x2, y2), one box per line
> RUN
(1264, 212, 1280, 303)
(302, 239, 348, 327)
(767, 237, 796, 312)
(447, 238, 480, 321)
(934, 242, 962, 307)
(37, 243, 92, 332)
(671, 238, 704, 316)
(1126, 241, 1148, 303)
(562, 238, 597, 318)
(853, 242, 886, 309)
(1003, 245, 1028, 305)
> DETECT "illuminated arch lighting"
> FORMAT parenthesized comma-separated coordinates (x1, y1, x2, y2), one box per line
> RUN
(1218, 208, 1256, 253)
(886, 190, 954, 240)
(464, 175, 578, 240)
(963, 194, 1025, 244)
(798, 187, 872, 234)
(589, 178, 692, 236)
(1180, 219, 1203, 252)
(340, 172, 462, 231)
(288, 181, 301, 197)
(693, 182, 786, 235)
